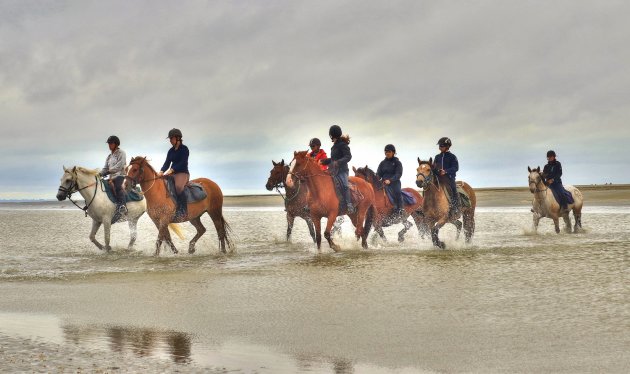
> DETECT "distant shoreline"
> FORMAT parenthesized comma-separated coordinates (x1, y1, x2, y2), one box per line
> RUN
(5, 184, 628, 208)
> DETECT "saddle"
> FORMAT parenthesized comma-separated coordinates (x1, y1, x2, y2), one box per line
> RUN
(165, 177, 208, 205)
(443, 182, 472, 208)
(332, 175, 362, 213)
(384, 187, 416, 206)
(550, 185, 574, 206)
(103, 179, 143, 203)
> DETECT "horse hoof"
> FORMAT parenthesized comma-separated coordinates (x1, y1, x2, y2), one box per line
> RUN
(104, 246, 112, 252)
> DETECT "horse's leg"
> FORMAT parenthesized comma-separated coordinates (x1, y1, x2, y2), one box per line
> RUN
(162, 224, 178, 254)
(127, 218, 138, 250)
(304, 216, 317, 243)
(532, 212, 541, 234)
(331, 216, 343, 237)
(397, 215, 413, 243)
(103, 221, 112, 252)
(411, 212, 428, 239)
(286, 212, 295, 241)
(463, 210, 475, 243)
(208, 210, 227, 254)
(312, 217, 322, 252)
(431, 223, 446, 249)
(563, 213, 572, 233)
(553, 217, 560, 234)
(452, 220, 463, 241)
(188, 217, 206, 254)
(324, 214, 340, 252)
(573, 209, 582, 232)
(89, 220, 105, 250)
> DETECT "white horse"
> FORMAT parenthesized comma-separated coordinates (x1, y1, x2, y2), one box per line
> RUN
(56, 166, 177, 252)
(528, 166, 583, 233)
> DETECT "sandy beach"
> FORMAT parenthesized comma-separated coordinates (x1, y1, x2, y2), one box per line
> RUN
(1, 184, 629, 373)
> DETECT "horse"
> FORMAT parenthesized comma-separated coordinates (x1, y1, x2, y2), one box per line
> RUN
(416, 157, 476, 249)
(266, 159, 316, 242)
(352, 165, 428, 242)
(285, 151, 375, 251)
(124, 156, 232, 255)
(56, 166, 150, 252)
(527, 166, 583, 233)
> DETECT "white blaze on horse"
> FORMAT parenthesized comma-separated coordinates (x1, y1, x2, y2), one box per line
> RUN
(527, 166, 583, 233)
(56, 166, 148, 251)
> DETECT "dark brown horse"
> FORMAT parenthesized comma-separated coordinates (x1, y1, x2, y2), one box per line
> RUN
(266, 159, 316, 242)
(416, 157, 476, 249)
(286, 151, 375, 251)
(125, 156, 232, 255)
(352, 165, 428, 242)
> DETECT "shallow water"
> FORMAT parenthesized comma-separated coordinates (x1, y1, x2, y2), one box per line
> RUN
(0, 204, 628, 372)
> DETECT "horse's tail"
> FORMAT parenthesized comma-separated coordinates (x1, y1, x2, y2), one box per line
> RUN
(168, 223, 185, 240)
(221, 215, 235, 251)
(363, 205, 375, 236)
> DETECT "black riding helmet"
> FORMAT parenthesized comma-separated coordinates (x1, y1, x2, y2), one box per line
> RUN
(329, 125, 342, 139)
(384, 144, 396, 153)
(547, 150, 556, 157)
(437, 137, 452, 147)
(309, 138, 321, 147)
(106, 135, 120, 146)
(167, 128, 183, 139)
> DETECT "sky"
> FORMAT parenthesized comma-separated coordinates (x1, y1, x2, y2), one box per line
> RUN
(1, 0, 629, 199)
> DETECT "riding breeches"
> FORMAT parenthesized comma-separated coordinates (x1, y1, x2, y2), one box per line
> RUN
(334, 170, 353, 206)
(447, 176, 459, 207)
(388, 180, 403, 210)
(173, 172, 190, 195)
(112, 176, 126, 205)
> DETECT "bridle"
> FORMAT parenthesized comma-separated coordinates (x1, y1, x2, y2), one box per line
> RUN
(270, 166, 302, 203)
(287, 156, 329, 182)
(528, 172, 548, 193)
(127, 159, 159, 195)
(416, 167, 439, 190)
(57, 171, 99, 216)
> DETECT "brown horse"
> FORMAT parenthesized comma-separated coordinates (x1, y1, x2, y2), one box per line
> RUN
(416, 157, 476, 249)
(125, 156, 232, 255)
(286, 151, 375, 251)
(352, 165, 428, 242)
(266, 159, 316, 242)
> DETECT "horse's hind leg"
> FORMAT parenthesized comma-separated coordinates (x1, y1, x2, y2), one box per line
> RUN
(286, 213, 295, 241)
(188, 217, 206, 254)
(398, 219, 413, 243)
(89, 220, 105, 251)
(208, 210, 228, 254)
(563, 214, 572, 233)
(103, 222, 112, 252)
(452, 220, 463, 241)
(463, 211, 475, 243)
(127, 219, 138, 250)
(304, 216, 317, 243)
(573, 210, 583, 232)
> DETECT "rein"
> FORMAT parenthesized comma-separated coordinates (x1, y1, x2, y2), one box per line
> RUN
(59, 175, 99, 217)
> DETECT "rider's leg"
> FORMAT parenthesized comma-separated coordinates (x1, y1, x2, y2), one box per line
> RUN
(174, 172, 190, 219)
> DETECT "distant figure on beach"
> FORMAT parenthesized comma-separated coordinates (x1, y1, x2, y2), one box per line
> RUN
(319, 125, 354, 214)
(433, 137, 459, 216)
(542, 150, 568, 211)
(308, 137, 328, 171)
(100, 135, 127, 222)
(377, 144, 403, 217)
(157, 128, 190, 219)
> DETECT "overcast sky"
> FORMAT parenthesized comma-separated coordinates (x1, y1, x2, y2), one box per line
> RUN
(1, 0, 629, 199)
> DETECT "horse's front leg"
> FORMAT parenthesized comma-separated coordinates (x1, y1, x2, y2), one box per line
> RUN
(312, 216, 322, 252)
(324, 213, 340, 252)
(102, 221, 112, 252)
(431, 222, 446, 249)
(286, 212, 295, 241)
(553, 217, 560, 234)
(89, 220, 104, 250)
(532, 211, 541, 234)
(127, 218, 138, 250)
(303, 216, 317, 243)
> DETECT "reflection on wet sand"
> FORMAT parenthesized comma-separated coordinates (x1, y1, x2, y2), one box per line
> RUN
(62, 324, 191, 363)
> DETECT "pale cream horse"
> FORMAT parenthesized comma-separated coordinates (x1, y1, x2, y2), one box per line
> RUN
(528, 166, 583, 233)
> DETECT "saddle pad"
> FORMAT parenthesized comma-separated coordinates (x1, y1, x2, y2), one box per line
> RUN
(384, 186, 417, 206)
(165, 177, 208, 204)
(103, 180, 143, 203)
(443, 184, 472, 208)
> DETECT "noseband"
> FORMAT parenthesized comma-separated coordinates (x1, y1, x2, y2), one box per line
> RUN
(416, 169, 434, 189)
(528, 172, 548, 193)
(58, 171, 99, 216)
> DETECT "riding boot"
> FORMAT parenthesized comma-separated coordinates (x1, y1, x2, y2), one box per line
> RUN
(450, 193, 461, 217)
(111, 197, 128, 224)
(175, 192, 188, 221)
(344, 187, 355, 214)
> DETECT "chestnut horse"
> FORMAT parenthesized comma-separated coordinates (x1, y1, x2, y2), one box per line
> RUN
(352, 165, 428, 242)
(286, 151, 375, 251)
(528, 166, 583, 233)
(416, 157, 476, 249)
(125, 156, 232, 255)
(266, 159, 316, 242)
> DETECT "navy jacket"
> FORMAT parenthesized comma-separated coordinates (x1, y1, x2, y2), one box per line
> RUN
(161, 144, 190, 174)
(321, 139, 351, 174)
(377, 157, 403, 182)
(543, 160, 563, 185)
(433, 151, 458, 179)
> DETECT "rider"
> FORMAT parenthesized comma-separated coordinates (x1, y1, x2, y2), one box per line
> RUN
(308, 138, 328, 171)
(319, 125, 354, 214)
(100, 135, 127, 222)
(377, 144, 403, 217)
(543, 150, 568, 211)
(433, 137, 460, 215)
(157, 128, 190, 219)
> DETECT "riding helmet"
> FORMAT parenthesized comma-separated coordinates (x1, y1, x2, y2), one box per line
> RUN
(547, 150, 556, 157)
(106, 135, 120, 146)
(309, 138, 321, 147)
(329, 125, 342, 139)
(167, 128, 183, 139)
(437, 137, 452, 147)
(384, 144, 396, 153)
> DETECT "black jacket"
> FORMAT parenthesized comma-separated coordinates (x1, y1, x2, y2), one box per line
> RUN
(433, 151, 458, 178)
(543, 160, 563, 185)
(321, 138, 351, 173)
(377, 157, 403, 183)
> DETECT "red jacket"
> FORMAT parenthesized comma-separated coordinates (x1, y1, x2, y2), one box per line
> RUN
(309, 149, 328, 170)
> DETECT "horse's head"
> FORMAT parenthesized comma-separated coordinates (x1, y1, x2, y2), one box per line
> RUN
(125, 156, 152, 188)
(286, 151, 313, 188)
(353, 165, 382, 189)
(266, 159, 288, 191)
(56, 166, 78, 201)
(416, 157, 434, 189)
(527, 166, 543, 193)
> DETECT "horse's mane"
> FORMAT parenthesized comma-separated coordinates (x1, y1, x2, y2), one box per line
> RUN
(130, 156, 157, 173)
(74, 166, 100, 176)
(357, 166, 382, 189)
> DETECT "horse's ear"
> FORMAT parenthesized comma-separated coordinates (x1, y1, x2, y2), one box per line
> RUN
(352, 166, 357, 172)
(281, 159, 284, 165)
(365, 164, 368, 169)
(536, 166, 540, 172)
(528, 166, 532, 172)
(428, 157, 433, 165)
(294, 151, 297, 156)
(272, 160, 277, 166)
(63, 165, 67, 171)
(72, 166, 76, 173)
(417, 157, 421, 165)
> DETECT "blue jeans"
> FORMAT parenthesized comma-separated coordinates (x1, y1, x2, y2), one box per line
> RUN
(334, 170, 353, 207)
